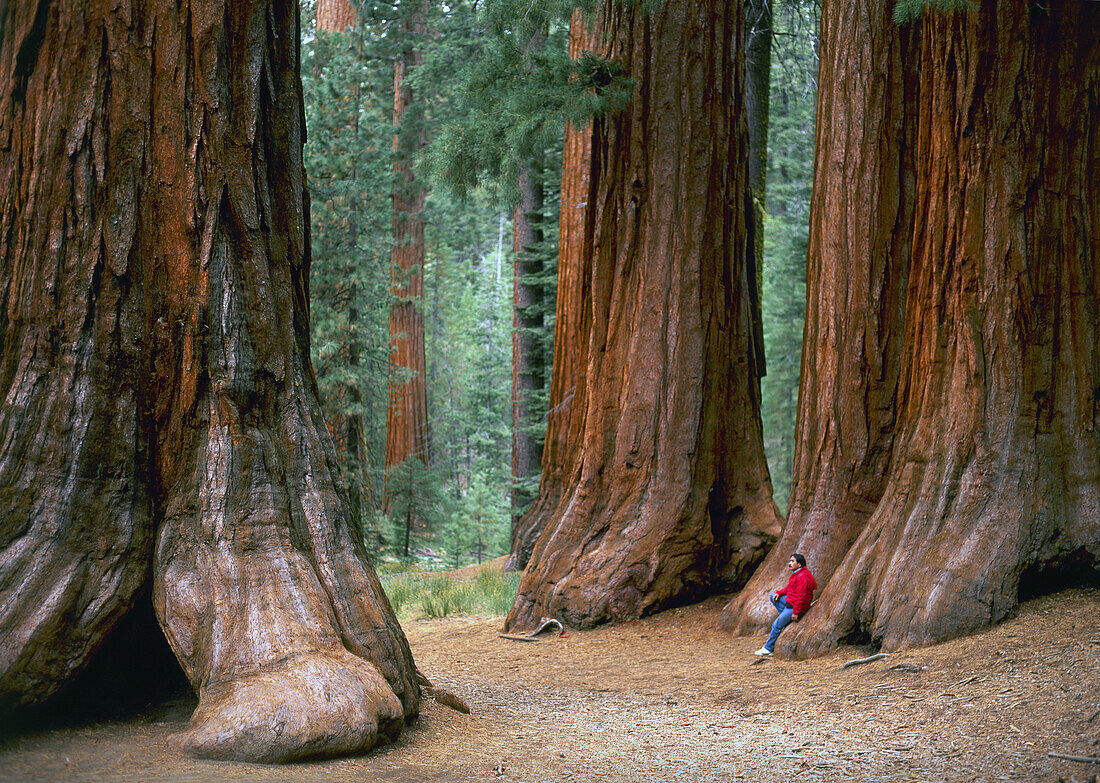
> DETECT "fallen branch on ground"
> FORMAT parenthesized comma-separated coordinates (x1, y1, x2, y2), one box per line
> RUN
(530, 617, 565, 636)
(888, 663, 927, 673)
(1047, 752, 1100, 764)
(500, 617, 564, 642)
(841, 653, 890, 669)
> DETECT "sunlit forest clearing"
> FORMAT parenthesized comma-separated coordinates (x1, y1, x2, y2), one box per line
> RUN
(0, 0, 1097, 778)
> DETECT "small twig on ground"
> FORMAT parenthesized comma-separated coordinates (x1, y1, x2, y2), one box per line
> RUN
(949, 675, 980, 688)
(1086, 708, 1100, 723)
(842, 653, 890, 669)
(888, 663, 928, 673)
(498, 633, 538, 642)
(1047, 752, 1100, 764)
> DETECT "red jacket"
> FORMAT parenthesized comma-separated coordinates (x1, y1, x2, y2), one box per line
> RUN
(776, 567, 817, 615)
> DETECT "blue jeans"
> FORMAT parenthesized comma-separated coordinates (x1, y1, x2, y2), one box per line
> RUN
(765, 594, 794, 651)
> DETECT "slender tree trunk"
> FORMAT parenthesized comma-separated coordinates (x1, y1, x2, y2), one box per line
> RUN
(0, 0, 418, 761)
(721, 0, 918, 633)
(510, 163, 546, 530)
(505, 0, 782, 630)
(317, 0, 375, 530)
(746, 0, 771, 205)
(384, 1, 431, 510)
(746, 0, 771, 373)
(506, 9, 599, 570)
(726, 0, 1100, 654)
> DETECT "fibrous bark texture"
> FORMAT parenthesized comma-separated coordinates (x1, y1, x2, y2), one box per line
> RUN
(506, 9, 598, 571)
(0, 0, 418, 762)
(505, 0, 782, 630)
(383, 2, 431, 505)
(317, 0, 357, 31)
(725, 0, 1100, 654)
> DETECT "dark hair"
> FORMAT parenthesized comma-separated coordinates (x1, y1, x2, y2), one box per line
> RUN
(791, 553, 807, 568)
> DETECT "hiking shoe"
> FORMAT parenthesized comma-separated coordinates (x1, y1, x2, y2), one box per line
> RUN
(754, 647, 773, 656)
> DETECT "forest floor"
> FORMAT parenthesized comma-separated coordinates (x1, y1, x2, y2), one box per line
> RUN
(0, 586, 1097, 783)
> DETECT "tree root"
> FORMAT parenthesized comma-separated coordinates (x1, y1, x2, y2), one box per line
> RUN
(179, 651, 404, 763)
(416, 670, 470, 714)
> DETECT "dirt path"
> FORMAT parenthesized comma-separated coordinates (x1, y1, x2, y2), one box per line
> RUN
(2, 589, 1098, 782)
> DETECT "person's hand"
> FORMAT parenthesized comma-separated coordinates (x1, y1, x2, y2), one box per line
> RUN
(771, 591, 778, 600)
(792, 613, 800, 622)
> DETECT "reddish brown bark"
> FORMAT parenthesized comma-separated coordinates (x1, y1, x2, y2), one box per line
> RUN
(506, 9, 599, 571)
(384, 2, 430, 508)
(727, 0, 1100, 654)
(317, 0, 357, 31)
(0, 0, 418, 761)
(505, 0, 782, 630)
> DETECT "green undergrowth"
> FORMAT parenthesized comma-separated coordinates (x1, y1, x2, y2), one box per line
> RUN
(381, 567, 522, 620)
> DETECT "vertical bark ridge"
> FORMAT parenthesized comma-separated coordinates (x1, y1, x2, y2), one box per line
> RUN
(0, 0, 153, 711)
(317, 0, 358, 31)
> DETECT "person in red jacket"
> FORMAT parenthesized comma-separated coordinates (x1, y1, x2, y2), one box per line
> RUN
(755, 553, 817, 656)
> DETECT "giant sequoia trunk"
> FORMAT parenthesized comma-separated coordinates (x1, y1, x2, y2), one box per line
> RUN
(384, 0, 431, 507)
(505, 0, 782, 630)
(506, 9, 597, 571)
(0, 0, 419, 762)
(725, 0, 1100, 654)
